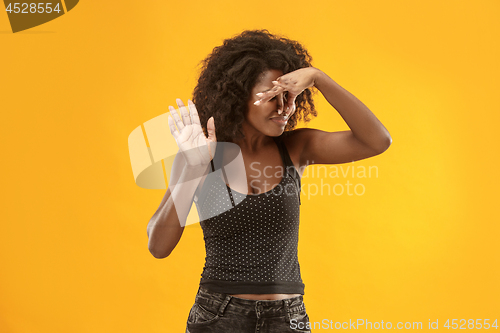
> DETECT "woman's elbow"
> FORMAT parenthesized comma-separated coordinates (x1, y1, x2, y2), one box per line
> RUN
(147, 233, 173, 259)
(148, 244, 171, 259)
(374, 134, 392, 154)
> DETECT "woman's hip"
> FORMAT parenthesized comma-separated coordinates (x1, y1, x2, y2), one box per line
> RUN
(185, 286, 311, 333)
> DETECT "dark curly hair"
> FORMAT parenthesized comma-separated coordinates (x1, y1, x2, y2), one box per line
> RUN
(193, 30, 318, 143)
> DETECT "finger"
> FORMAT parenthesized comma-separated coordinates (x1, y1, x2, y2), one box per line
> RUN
(254, 86, 284, 105)
(285, 101, 297, 118)
(277, 92, 285, 115)
(285, 93, 298, 113)
(176, 98, 192, 126)
(167, 113, 179, 140)
(275, 75, 297, 89)
(275, 75, 289, 84)
(169, 105, 185, 131)
(187, 100, 201, 126)
(254, 90, 272, 105)
(272, 80, 290, 90)
(257, 85, 282, 99)
(206, 116, 216, 142)
(206, 116, 216, 160)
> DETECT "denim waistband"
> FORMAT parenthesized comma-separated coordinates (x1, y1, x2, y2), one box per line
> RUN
(195, 285, 306, 318)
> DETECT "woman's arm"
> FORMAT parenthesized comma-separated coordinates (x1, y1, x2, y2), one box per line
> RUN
(147, 160, 209, 259)
(147, 99, 216, 258)
(314, 70, 392, 153)
(257, 67, 392, 166)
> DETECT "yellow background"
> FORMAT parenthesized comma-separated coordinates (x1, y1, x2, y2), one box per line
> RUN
(1, 0, 499, 332)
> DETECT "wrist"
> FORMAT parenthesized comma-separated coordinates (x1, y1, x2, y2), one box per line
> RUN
(310, 67, 322, 87)
(185, 163, 210, 173)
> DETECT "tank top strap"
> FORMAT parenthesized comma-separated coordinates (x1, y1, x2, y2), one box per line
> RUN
(209, 144, 236, 208)
(272, 136, 302, 205)
(272, 136, 293, 173)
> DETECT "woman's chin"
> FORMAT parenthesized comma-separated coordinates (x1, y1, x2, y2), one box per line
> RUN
(266, 127, 285, 137)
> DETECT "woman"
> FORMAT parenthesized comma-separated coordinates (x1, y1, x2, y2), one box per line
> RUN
(147, 30, 392, 332)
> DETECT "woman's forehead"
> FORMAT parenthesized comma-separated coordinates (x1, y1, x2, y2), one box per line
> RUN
(254, 69, 283, 88)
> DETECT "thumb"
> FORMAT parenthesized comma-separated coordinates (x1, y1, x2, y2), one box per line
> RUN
(286, 96, 297, 114)
(207, 116, 217, 142)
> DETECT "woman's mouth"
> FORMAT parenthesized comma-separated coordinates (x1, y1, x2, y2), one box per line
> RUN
(270, 116, 288, 125)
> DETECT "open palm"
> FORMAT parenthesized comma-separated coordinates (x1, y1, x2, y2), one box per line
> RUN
(167, 99, 216, 167)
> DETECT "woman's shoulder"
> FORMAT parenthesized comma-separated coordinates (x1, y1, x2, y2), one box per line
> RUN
(281, 127, 314, 143)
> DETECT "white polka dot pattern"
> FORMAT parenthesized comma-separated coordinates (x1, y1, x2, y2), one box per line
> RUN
(194, 158, 304, 293)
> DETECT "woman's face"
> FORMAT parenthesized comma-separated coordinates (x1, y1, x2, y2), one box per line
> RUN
(244, 69, 288, 137)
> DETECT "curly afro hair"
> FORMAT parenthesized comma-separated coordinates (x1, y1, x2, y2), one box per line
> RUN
(193, 30, 318, 143)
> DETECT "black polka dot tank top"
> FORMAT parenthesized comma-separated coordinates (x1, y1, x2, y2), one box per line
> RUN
(194, 135, 304, 294)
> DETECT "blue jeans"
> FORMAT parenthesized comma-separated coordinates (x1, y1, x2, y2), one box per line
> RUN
(185, 286, 311, 333)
